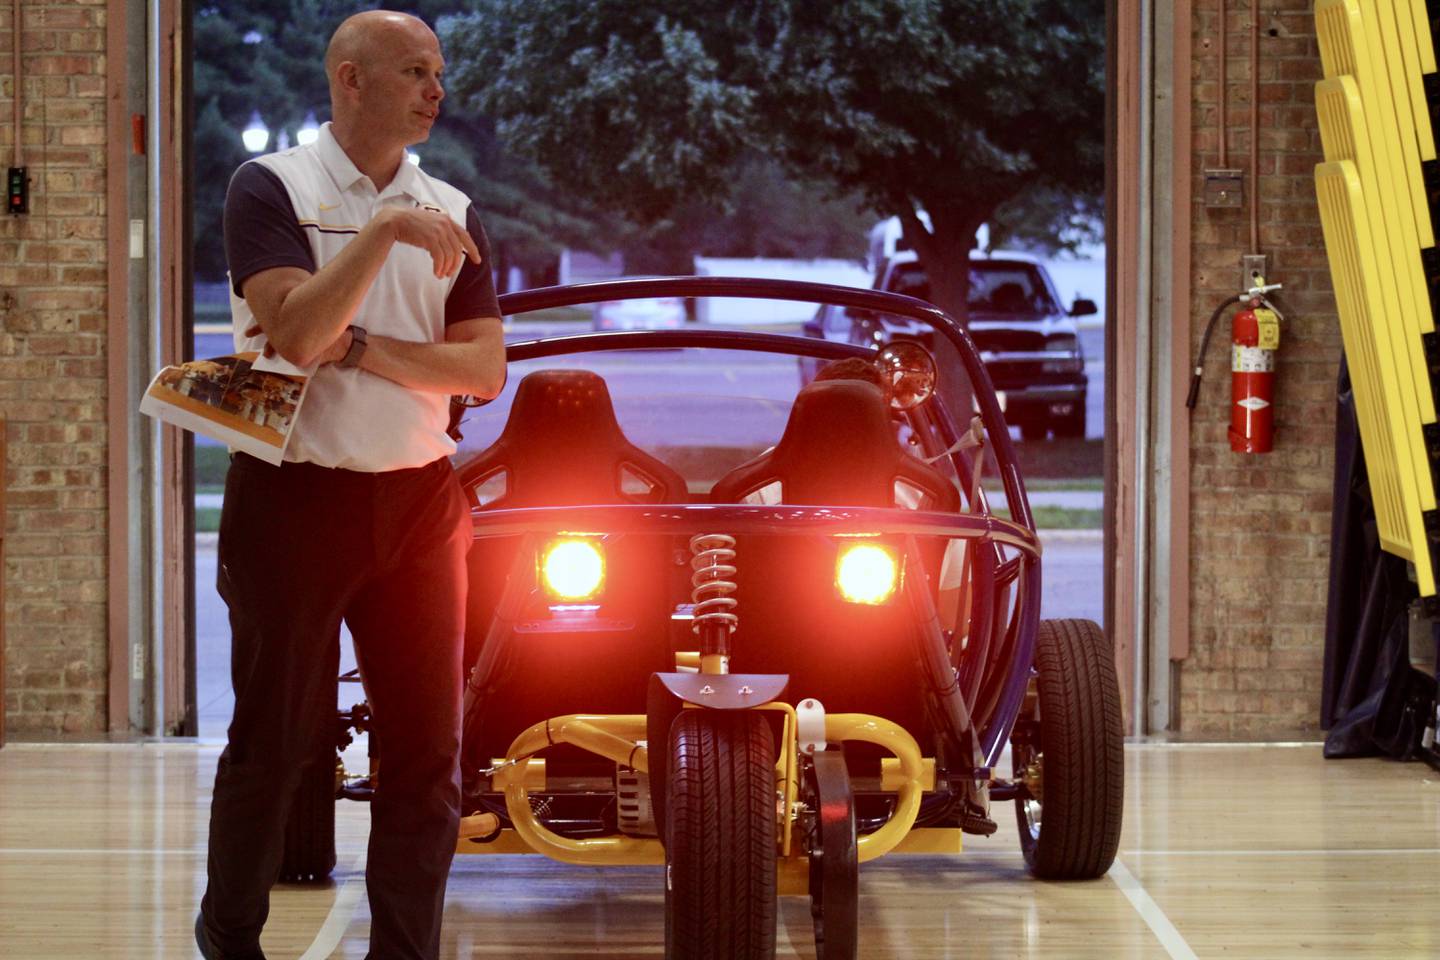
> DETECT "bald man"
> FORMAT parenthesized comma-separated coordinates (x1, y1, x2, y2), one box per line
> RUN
(196, 13, 503, 959)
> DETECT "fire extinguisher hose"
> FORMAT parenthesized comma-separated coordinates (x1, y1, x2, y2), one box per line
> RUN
(1186, 292, 1246, 410)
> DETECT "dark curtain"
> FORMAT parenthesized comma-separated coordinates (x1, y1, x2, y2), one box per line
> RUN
(1322, 357, 1436, 760)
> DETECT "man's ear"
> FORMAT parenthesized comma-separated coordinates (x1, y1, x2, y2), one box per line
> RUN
(335, 61, 362, 97)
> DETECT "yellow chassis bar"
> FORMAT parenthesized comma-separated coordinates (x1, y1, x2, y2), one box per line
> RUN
(477, 708, 946, 871)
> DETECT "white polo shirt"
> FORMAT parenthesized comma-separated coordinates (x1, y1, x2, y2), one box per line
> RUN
(223, 122, 500, 472)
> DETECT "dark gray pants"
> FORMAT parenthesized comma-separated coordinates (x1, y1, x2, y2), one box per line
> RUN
(201, 453, 470, 960)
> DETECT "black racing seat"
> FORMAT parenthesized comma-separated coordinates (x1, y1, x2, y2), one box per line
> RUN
(458, 371, 689, 771)
(708, 379, 961, 758)
(458, 369, 687, 509)
(710, 379, 958, 511)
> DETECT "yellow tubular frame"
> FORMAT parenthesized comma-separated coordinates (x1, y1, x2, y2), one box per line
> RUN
(496, 715, 664, 864)
(488, 708, 932, 868)
(821, 714, 927, 863)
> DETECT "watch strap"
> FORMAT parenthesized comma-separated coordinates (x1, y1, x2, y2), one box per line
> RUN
(339, 325, 368, 368)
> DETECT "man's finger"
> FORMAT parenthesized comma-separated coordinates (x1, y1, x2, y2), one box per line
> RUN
(429, 235, 448, 278)
(442, 232, 462, 276)
(452, 222, 481, 264)
(245, 323, 261, 337)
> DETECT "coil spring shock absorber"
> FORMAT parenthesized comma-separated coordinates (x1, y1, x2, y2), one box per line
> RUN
(689, 533, 737, 674)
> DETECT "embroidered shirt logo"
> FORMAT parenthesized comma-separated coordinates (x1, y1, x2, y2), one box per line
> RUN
(318, 201, 341, 212)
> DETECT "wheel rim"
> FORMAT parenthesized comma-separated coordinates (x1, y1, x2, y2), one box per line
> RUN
(1020, 757, 1043, 841)
(1014, 688, 1044, 845)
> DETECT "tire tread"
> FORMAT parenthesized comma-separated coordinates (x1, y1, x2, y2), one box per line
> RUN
(1023, 618, 1124, 880)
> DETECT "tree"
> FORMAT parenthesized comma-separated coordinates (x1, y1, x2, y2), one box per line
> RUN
(191, 1, 613, 284)
(443, 0, 1104, 399)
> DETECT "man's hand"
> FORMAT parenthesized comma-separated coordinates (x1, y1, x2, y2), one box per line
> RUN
(378, 207, 481, 278)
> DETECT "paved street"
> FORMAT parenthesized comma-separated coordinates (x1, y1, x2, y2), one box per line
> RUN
(194, 530, 1101, 740)
(193, 320, 1106, 739)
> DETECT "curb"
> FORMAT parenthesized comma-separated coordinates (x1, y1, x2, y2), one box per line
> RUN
(1037, 528, 1103, 543)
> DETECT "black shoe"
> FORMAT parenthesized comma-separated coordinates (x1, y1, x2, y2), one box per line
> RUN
(194, 912, 267, 960)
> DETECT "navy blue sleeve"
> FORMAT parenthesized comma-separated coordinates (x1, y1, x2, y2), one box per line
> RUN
(223, 162, 316, 297)
(445, 204, 502, 326)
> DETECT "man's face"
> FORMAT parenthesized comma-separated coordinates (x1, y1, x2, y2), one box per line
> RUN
(357, 25, 445, 147)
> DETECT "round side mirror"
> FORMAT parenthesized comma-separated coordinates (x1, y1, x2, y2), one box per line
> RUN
(876, 341, 937, 411)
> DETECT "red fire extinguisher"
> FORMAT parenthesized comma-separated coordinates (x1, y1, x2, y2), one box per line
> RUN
(1187, 279, 1283, 453)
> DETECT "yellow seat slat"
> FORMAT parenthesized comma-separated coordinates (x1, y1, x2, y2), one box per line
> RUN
(1315, 161, 1436, 595)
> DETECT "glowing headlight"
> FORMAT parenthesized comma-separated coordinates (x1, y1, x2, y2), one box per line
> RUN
(540, 538, 605, 601)
(835, 542, 899, 605)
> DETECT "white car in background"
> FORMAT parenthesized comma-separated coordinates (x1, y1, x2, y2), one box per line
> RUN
(593, 295, 687, 330)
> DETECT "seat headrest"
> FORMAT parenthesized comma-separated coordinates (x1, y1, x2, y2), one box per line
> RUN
(458, 369, 687, 508)
(768, 381, 905, 506)
(711, 379, 956, 510)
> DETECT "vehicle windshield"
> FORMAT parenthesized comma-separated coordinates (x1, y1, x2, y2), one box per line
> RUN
(455, 295, 996, 503)
(891, 262, 1059, 316)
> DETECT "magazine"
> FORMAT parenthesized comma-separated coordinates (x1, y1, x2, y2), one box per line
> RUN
(140, 351, 310, 465)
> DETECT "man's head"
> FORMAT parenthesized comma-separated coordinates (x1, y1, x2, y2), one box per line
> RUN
(325, 11, 444, 148)
(815, 357, 890, 399)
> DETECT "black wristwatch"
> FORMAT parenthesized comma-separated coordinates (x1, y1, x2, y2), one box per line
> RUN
(339, 325, 367, 368)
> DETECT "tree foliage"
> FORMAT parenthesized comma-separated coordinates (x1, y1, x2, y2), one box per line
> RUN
(193, 1, 878, 285)
(442, 0, 1105, 325)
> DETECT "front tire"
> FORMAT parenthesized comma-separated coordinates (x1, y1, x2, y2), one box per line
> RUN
(665, 710, 777, 960)
(1012, 618, 1124, 879)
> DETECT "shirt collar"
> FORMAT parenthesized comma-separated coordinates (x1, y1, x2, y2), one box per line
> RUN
(314, 122, 425, 202)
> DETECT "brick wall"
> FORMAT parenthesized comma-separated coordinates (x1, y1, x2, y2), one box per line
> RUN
(1, 0, 110, 735)
(1183, 0, 1337, 734)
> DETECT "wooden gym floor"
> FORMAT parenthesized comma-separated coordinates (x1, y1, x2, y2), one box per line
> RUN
(0, 740, 1435, 959)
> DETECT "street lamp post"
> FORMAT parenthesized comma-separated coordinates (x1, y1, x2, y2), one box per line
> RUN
(297, 111, 320, 146)
(241, 110, 269, 154)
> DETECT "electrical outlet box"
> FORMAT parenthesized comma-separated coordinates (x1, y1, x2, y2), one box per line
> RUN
(1241, 254, 1267, 290)
(7, 167, 27, 216)
(1203, 168, 1244, 208)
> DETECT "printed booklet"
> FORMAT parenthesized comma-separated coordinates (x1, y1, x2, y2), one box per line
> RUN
(140, 351, 310, 465)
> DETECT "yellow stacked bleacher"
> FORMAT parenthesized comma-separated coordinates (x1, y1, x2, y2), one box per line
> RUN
(1313, 0, 1440, 594)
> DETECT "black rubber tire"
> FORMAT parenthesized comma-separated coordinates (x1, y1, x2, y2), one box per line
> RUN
(277, 743, 338, 884)
(1013, 618, 1124, 879)
(664, 710, 777, 960)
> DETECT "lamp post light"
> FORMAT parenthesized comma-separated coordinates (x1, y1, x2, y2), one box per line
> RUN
(296, 111, 320, 146)
(407, 151, 420, 166)
(276, 129, 290, 151)
(241, 110, 270, 153)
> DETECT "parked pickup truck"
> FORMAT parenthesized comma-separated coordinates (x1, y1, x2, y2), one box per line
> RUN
(805, 250, 1093, 440)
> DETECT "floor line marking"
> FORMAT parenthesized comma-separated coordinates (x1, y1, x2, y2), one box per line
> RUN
(300, 852, 367, 960)
(1119, 847, 1440, 857)
(1109, 859, 1199, 960)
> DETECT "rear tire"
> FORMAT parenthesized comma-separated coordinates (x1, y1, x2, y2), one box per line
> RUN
(664, 710, 777, 960)
(277, 742, 339, 884)
(1013, 618, 1123, 879)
